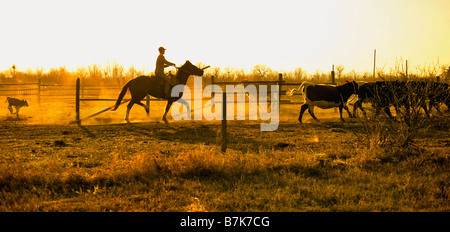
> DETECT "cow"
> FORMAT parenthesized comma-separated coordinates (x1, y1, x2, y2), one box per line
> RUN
(353, 81, 436, 119)
(289, 81, 359, 123)
(426, 81, 450, 114)
(5, 97, 29, 118)
(354, 81, 409, 119)
(353, 81, 384, 118)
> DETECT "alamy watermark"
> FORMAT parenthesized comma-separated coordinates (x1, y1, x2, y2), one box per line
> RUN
(170, 76, 279, 131)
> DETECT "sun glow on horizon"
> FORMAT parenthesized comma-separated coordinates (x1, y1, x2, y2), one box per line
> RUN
(1, 0, 449, 75)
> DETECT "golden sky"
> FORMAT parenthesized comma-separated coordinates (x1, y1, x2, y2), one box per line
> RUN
(1, 0, 449, 74)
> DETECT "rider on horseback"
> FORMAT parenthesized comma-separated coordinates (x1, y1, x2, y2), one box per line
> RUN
(155, 47, 177, 97)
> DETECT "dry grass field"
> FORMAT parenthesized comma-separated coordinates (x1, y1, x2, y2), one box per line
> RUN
(0, 96, 449, 212)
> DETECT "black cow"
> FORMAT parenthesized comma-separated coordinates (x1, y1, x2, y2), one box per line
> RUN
(354, 81, 413, 119)
(427, 81, 450, 114)
(354, 81, 389, 118)
(291, 81, 358, 123)
(353, 80, 444, 119)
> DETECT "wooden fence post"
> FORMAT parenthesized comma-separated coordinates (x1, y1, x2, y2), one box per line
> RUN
(331, 65, 336, 113)
(211, 75, 215, 99)
(76, 78, 80, 125)
(278, 73, 283, 105)
(331, 65, 336, 85)
(406, 60, 408, 79)
(146, 95, 150, 116)
(373, 49, 377, 79)
(221, 91, 227, 152)
(37, 78, 41, 106)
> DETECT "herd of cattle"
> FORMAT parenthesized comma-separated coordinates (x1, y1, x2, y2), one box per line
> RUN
(3, 78, 449, 124)
(291, 80, 450, 123)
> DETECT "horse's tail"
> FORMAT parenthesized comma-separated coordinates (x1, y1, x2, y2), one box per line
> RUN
(112, 80, 132, 111)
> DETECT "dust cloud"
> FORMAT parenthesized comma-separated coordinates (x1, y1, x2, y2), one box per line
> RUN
(1, 90, 352, 126)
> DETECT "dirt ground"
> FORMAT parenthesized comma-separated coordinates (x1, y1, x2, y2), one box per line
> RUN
(1, 96, 449, 212)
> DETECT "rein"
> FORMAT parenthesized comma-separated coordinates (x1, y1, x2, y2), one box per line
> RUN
(176, 65, 209, 76)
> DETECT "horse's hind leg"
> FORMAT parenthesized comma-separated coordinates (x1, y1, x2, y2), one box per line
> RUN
(135, 101, 149, 114)
(176, 98, 191, 118)
(125, 101, 135, 123)
(130, 90, 149, 115)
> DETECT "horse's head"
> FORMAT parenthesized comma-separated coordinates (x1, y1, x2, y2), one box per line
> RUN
(178, 60, 209, 77)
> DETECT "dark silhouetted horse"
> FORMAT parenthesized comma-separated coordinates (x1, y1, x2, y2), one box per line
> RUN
(112, 60, 208, 123)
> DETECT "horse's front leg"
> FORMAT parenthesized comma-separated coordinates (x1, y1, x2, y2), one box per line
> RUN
(162, 100, 174, 124)
(176, 98, 191, 118)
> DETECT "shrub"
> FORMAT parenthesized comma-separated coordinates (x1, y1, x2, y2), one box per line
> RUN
(354, 80, 447, 161)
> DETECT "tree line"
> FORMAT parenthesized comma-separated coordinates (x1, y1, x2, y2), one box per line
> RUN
(1, 61, 449, 86)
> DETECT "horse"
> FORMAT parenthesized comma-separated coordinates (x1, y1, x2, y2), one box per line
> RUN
(112, 60, 209, 123)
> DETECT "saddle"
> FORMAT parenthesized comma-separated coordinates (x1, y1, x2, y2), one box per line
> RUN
(167, 72, 178, 85)
(152, 73, 178, 86)
(152, 73, 178, 98)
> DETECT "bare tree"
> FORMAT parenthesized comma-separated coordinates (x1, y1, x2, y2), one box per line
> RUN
(223, 66, 236, 81)
(88, 64, 103, 80)
(212, 66, 221, 79)
(35, 66, 44, 82)
(441, 65, 450, 82)
(112, 62, 124, 85)
(236, 68, 246, 81)
(415, 59, 440, 80)
(294, 67, 306, 80)
(252, 64, 272, 80)
(10, 64, 17, 79)
(335, 65, 345, 81)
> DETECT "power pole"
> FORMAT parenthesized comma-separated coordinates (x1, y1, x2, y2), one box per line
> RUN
(406, 60, 408, 79)
(331, 64, 335, 85)
(373, 49, 376, 79)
